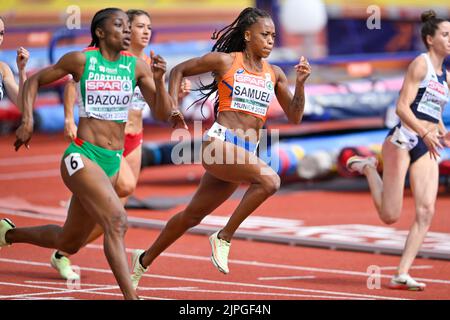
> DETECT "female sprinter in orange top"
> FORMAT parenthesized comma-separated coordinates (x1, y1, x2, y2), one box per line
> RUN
(50, 9, 191, 281)
(130, 7, 311, 289)
(347, 10, 450, 290)
(0, 8, 185, 299)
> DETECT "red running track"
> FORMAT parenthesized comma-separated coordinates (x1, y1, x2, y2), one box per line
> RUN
(0, 130, 449, 300)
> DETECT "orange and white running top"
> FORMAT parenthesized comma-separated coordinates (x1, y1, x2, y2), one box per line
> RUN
(217, 52, 276, 122)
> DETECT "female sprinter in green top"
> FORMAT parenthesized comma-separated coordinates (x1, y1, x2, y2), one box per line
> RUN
(0, 8, 186, 300)
(50, 9, 191, 282)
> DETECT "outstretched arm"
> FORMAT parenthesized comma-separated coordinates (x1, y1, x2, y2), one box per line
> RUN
(15, 51, 85, 151)
(273, 56, 311, 124)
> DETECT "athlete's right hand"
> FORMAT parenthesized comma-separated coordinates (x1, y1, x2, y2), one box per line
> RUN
(14, 121, 33, 151)
(16, 47, 30, 71)
(150, 51, 167, 81)
(64, 119, 78, 142)
(294, 56, 311, 84)
(169, 109, 188, 129)
(423, 129, 443, 161)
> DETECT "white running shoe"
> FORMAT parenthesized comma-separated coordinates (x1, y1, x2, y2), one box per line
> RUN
(346, 156, 378, 174)
(209, 230, 231, 274)
(131, 249, 148, 290)
(388, 274, 426, 291)
(50, 251, 80, 281)
(0, 218, 15, 248)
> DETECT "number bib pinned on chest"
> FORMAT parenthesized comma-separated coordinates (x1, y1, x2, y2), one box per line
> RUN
(230, 72, 275, 117)
(416, 80, 449, 121)
(84, 79, 134, 121)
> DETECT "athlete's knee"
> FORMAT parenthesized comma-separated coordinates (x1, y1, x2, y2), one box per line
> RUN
(115, 180, 136, 198)
(57, 240, 82, 255)
(103, 211, 128, 237)
(259, 173, 281, 196)
(379, 207, 401, 225)
(179, 210, 205, 228)
(416, 204, 435, 228)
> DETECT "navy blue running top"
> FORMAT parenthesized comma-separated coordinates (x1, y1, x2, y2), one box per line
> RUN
(410, 53, 449, 124)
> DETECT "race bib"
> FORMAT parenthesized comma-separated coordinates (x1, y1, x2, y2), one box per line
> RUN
(131, 86, 148, 110)
(230, 73, 274, 117)
(417, 80, 449, 120)
(64, 153, 85, 176)
(85, 80, 133, 121)
(206, 122, 227, 141)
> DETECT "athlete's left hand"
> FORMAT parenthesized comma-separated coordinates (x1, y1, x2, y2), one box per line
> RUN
(14, 121, 33, 151)
(150, 51, 167, 81)
(168, 109, 188, 129)
(294, 56, 311, 84)
(16, 47, 29, 71)
(179, 78, 192, 100)
(439, 131, 450, 148)
(423, 129, 443, 160)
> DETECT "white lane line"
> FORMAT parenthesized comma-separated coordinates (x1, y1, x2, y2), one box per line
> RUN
(24, 280, 117, 288)
(0, 281, 118, 299)
(151, 251, 450, 285)
(0, 208, 65, 222)
(379, 266, 433, 271)
(27, 281, 197, 291)
(0, 169, 60, 181)
(0, 155, 60, 166)
(258, 276, 316, 281)
(0, 281, 170, 300)
(0, 210, 447, 287)
(16, 297, 77, 300)
(177, 287, 370, 300)
(85, 244, 450, 286)
(12, 279, 366, 300)
(0, 258, 409, 300)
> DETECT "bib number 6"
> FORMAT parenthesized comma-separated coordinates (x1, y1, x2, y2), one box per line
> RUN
(64, 153, 85, 176)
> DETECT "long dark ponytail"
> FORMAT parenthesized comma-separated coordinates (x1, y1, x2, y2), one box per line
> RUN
(89, 8, 123, 47)
(192, 7, 271, 117)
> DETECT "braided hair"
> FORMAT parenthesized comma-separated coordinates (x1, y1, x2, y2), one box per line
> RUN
(420, 10, 448, 49)
(89, 8, 123, 47)
(192, 7, 271, 117)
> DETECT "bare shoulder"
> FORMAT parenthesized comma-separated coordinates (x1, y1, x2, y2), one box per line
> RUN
(269, 64, 284, 77)
(135, 57, 152, 78)
(197, 52, 234, 75)
(0, 61, 9, 75)
(57, 51, 87, 79)
(66, 51, 86, 66)
(135, 57, 149, 69)
(406, 55, 427, 81)
(203, 51, 234, 65)
(0, 61, 14, 80)
(268, 64, 287, 85)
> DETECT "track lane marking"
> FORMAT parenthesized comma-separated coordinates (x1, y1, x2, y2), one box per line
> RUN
(0, 258, 409, 300)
